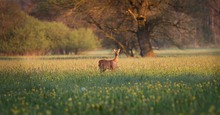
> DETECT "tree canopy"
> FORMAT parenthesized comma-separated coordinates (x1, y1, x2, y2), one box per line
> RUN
(0, 0, 99, 55)
(2, 0, 220, 56)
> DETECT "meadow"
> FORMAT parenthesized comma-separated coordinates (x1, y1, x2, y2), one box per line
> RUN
(0, 49, 220, 115)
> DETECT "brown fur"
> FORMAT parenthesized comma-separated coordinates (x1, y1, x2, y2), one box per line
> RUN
(98, 49, 120, 73)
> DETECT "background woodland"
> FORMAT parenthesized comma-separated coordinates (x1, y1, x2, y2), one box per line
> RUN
(0, 0, 219, 56)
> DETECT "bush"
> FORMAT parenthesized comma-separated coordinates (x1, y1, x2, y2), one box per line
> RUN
(0, 1, 99, 55)
(66, 28, 100, 54)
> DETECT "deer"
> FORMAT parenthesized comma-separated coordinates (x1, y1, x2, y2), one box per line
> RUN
(98, 49, 120, 73)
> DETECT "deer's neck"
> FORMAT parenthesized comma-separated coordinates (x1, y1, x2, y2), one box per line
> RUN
(112, 56, 118, 63)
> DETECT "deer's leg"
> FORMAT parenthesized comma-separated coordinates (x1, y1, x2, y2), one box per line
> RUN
(100, 67, 103, 73)
(110, 64, 116, 71)
(110, 66, 113, 71)
(99, 64, 106, 73)
(100, 68, 106, 73)
(100, 68, 105, 73)
(103, 69, 106, 72)
(99, 63, 104, 73)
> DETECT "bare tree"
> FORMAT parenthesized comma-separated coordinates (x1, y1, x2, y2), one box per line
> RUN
(16, 0, 200, 57)
(77, 0, 197, 57)
(205, 0, 220, 44)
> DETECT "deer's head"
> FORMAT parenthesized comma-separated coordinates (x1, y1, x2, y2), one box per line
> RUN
(113, 49, 120, 57)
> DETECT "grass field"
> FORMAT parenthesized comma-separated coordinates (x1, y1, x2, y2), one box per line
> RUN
(0, 49, 220, 115)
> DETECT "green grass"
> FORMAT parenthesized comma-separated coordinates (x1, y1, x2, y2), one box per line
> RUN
(154, 48, 220, 57)
(0, 49, 220, 115)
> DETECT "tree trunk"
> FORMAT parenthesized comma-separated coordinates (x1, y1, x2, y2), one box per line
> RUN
(74, 48, 79, 55)
(124, 48, 134, 57)
(134, 0, 155, 57)
(137, 19, 155, 57)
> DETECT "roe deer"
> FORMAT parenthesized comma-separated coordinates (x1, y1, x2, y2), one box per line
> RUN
(98, 49, 120, 73)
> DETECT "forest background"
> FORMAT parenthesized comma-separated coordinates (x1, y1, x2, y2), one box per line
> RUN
(0, 0, 219, 57)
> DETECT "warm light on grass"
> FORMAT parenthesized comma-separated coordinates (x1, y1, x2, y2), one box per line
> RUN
(0, 54, 219, 115)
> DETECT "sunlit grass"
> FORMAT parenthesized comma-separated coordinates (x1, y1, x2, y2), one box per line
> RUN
(0, 54, 219, 115)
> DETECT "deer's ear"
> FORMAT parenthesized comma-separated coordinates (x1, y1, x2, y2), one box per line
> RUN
(113, 49, 116, 52)
(117, 49, 121, 53)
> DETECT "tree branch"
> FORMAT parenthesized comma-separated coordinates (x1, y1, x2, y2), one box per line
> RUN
(88, 15, 126, 51)
(128, 9, 137, 21)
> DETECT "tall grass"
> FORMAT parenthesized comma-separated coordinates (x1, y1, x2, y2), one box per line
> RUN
(0, 55, 219, 115)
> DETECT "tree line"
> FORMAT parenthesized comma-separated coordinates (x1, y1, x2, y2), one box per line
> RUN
(16, 0, 219, 57)
(1, 0, 219, 56)
(0, 0, 99, 56)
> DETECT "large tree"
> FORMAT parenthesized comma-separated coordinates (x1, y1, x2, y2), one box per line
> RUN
(17, 0, 217, 57)
(78, 0, 196, 57)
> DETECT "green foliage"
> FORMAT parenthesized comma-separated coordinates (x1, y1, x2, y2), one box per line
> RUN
(0, 0, 26, 40)
(10, 17, 50, 55)
(66, 28, 100, 54)
(0, 1, 99, 55)
(0, 14, 50, 55)
(0, 56, 219, 114)
(44, 22, 70, 53)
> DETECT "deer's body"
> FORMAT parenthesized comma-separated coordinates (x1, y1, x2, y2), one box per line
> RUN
(98, 49, 120, 73)
(98, 60, 118, 72)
